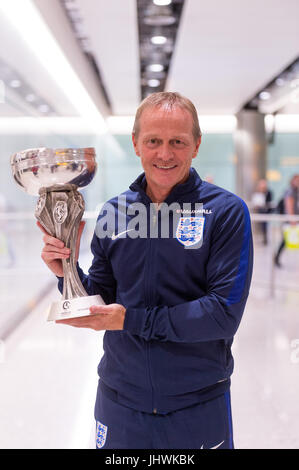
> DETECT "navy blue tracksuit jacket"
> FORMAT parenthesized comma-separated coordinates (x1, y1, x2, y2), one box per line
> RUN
(59, 168, 253, 416)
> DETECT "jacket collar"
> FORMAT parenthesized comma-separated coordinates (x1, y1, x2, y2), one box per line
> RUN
(129, 167, 202, 204)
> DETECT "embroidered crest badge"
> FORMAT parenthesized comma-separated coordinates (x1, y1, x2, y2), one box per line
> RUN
(96, 420, 108, 449)
(176, 217, 205, 247)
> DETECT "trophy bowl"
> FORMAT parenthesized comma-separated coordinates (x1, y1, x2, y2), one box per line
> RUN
(11, 147, 97, 196)
(10, 147, 105, 321)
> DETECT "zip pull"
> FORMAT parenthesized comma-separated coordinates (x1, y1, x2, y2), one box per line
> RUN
(152, 202, 161, 227)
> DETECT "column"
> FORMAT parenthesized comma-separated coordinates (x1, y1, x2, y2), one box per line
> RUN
(234, 111, 267, 203)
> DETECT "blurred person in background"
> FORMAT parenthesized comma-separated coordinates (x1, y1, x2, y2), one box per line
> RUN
(274, 174, 299, 267)
(251, 178, 273, 245)
(38, 92, 253, 450)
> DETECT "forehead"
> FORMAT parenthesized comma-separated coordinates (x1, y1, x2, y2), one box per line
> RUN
(138, 105, 193, 136)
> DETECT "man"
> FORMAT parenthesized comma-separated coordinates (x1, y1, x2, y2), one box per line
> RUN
(274, 174, 299, 267)
(251, 178, 273, 245)
(39, 92, 253, 449)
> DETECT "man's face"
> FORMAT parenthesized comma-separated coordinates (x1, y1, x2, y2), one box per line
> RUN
(132, 105, 201, 201)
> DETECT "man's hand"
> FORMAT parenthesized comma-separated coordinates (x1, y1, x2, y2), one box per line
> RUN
(56, 304, 126, 331)
(37, 220, 85, 277)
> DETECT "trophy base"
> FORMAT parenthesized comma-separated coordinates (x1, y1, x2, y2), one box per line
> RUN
(47, 294, 106, 322)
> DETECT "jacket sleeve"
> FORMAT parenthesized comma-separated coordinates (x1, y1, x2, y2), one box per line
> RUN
(123, 196, 253, 343)
(57, 229, 117, 305)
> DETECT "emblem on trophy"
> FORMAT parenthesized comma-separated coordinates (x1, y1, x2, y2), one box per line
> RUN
(10, 147, 105, 321)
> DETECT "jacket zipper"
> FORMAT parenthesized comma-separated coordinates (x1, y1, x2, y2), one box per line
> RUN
(144, 206, 159, 413)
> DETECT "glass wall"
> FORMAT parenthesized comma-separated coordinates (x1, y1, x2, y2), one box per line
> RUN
(112, 132, 236, 195)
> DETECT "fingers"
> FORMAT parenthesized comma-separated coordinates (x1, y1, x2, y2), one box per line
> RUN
(41, 244, 70, 262)
(55, 315, 100, 330)
(38, 220, 85, 249)
(42, 233, 65, 249)
(37, 219, 86, 267)
(37, 221, 65, 249)
(55, 304, 125, 331)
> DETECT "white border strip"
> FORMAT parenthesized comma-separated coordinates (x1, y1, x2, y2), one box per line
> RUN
(107, 115, 238, 134)
(0, 114, 298, 135)
(272, 114, 299, 133)
(0, 117, 107, 135)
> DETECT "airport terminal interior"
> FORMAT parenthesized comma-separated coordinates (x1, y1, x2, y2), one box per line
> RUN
(0, 0, 299, 449)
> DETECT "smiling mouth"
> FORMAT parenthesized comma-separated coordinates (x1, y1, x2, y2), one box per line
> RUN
(154, 164, 177, 170)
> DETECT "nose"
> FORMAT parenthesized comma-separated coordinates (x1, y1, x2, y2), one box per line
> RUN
(156, 142, 174, 161)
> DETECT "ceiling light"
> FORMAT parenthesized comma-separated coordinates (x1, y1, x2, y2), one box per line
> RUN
(151, 35, 167, 45)
(244, 57, 299, 113)
(138, 0, 184, 100)
(144, 16, 176, 26)
(148, 79, 160, 87)
(275, 78, 285, 87)
(259, 88, 299, 114)
(0, 0, 106, 130)
(25, 93, 37, 102)
(153, 0, 172, 5)
(144, 5, 176, 26)
(39, 104, 50, 113)
(143, 70, 166, 81)
(146, 64, 164, 72)
(9, 79, 22, 88)
(259, 91, 271, 100)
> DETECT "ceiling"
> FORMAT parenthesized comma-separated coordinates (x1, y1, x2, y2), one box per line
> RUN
(0, 0, 299, 119)
(168, 0, 299, 114)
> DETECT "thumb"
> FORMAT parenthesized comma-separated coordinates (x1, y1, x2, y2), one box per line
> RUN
(90, 305, 110, 314)
(78, 220, 86, 240)
(36, 220, 51, 236)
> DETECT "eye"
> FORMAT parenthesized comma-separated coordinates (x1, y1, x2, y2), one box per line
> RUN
(171, 139, 186, 148)
(146, 138, 160, 148)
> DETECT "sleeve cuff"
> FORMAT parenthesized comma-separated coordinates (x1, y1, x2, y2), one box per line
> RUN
(123, 307, 146, 336)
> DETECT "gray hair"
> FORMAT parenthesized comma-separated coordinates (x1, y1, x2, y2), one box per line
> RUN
(132, 92, 202, 142)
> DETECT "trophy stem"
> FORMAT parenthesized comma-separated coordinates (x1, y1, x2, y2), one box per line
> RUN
(35, 184, 88, 300)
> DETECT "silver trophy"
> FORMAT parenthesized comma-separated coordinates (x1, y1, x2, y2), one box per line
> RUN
(10, 147, 105, 321)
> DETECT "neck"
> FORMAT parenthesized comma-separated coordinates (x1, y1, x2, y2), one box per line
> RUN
(145, 185, 170, 204)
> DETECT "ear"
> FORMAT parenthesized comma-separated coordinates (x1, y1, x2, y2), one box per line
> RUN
(132, 133, 140, 157)
(192, 136, 201, 159)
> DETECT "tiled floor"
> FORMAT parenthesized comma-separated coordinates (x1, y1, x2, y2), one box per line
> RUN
(232, 234, 299, 449)
(0, 225, 298, 449)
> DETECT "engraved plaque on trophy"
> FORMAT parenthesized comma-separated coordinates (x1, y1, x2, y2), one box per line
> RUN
(10, 147, 105, 321)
